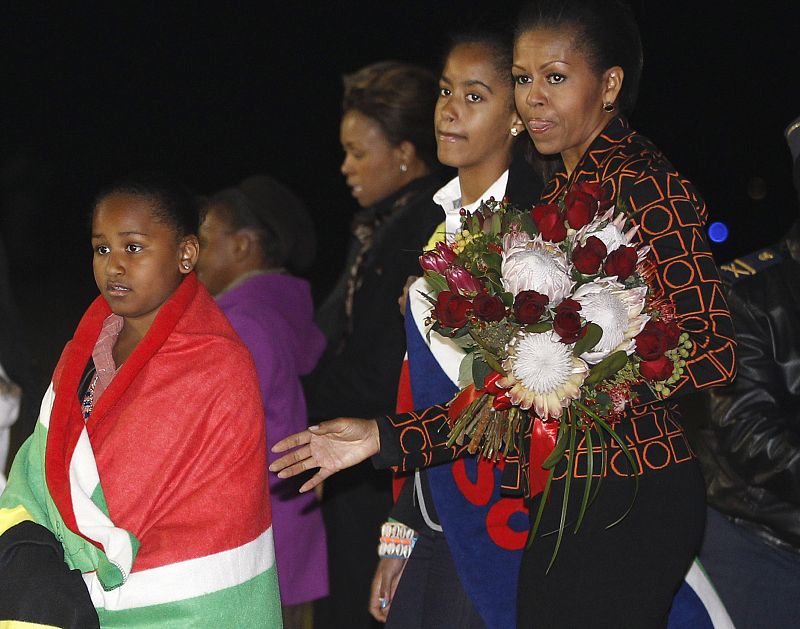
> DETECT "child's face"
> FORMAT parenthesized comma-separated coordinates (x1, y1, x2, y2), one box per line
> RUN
(91, 193, 194, 332)
(435, 42, 520, 171)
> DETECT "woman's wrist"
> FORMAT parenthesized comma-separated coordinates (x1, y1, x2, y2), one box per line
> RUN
(369, 418, 381, 456)
(378, 521, 418, 559)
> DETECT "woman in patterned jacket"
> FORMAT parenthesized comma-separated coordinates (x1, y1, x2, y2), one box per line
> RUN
(273, 1, 736, 626)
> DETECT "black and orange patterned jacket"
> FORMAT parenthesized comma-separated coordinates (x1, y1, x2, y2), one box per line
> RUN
(374, 116, 737, 496)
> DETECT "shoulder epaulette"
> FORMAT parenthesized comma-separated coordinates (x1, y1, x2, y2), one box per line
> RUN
(719, 247, 783, 284)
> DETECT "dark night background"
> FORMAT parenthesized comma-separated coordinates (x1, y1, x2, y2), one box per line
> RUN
(2, 1, 799, 409)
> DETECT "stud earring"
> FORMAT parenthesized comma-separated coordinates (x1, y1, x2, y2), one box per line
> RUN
(510, 127, 519, 137)
(183, 263, 191, 270)
(400, 163, 408, 173)
(602, 102, 615, 113)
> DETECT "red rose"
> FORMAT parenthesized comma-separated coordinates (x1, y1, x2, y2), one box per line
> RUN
(572, 236, 608, 274)
(473, 293, 506, 322)
(434, 290, 472, 328)
(604, 245, 638, 281)
(556, 298, 581, 313)
(564, 187, 598, 230)
(553, 299, 586, 343)
(635, 320, 668, 360)
(514, 290, 549, 324)
(531, 203, 567, 242)
(571, 181, 602, 202)
(653, 319, 681, 348)
(639, 355, 674, 381)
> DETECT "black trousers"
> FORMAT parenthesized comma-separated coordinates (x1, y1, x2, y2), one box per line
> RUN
(387, 528, 485, 629)
(517, 459, 706, 628)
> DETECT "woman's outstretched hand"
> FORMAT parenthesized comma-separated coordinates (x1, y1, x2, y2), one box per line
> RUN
(269, 418, 380, 493)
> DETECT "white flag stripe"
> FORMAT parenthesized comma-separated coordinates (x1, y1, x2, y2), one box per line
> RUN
(83, 526, 275, 610)
(37, 384, 56, 429)
(408, 276, 464, 386)
(684, 560, 735, 629)
(69, 426, 134, 576)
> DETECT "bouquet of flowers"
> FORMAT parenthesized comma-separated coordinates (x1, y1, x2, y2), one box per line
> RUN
(418, 182, 692, 568)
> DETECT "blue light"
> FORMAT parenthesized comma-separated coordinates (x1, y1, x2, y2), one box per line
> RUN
(708, 221, 729, 243)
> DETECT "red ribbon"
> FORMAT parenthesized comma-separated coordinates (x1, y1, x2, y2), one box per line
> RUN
(449, 373, 561, 497)
(447, 384, 479, 426)
(447, 372, 511, 425)
(528, 416, 560, 497)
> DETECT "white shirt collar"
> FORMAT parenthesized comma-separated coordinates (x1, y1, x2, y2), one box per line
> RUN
(433, 170, 509, 241)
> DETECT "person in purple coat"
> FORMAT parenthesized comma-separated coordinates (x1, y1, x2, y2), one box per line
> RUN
(197, 174, 328, 629)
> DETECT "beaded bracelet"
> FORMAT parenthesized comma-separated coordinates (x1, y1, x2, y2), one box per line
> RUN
(377, 521, 418, 559)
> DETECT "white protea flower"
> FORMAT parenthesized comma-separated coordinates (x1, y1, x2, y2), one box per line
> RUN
(572, 279, 650, 364)
(498, 331, 588, 419)
(574, 208, 651, 262)
(501, 235, 574, 306)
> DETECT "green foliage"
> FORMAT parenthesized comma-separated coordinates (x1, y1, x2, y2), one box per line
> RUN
(572, 322, 603, 357)
(472, 356, 493, 389)
(584, 351, 628, 387)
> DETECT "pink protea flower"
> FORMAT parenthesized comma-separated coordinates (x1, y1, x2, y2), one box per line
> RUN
(444, 265, 484, 296)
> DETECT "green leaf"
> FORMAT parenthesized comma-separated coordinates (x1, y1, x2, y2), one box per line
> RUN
(526, 466, 555, 550)
(472, 357, 493, 389)
(480, 251, 503, 273)
(501, 291, 514, 307)
(418, 289, 438, 306)
(574, 426, 593, 533)
(490, 212, 502, 236)
(590, 411, 640, 529)
(470, 213, 481, 233)
(458, 351, 476, 388)
(484, 271, 504, 294)
(453, 325, 471, 338)
(572, 322, 603, 357)
(546, 420, 576, 574)
(423, 270, 449, 293)
(591, 423, 606, 506)
(482, 351, 506, 376)
(525, 322, 553, 334)
(449, 331, 476, 349)
(542, 417, 569, 469)
(519, 211, 538, 237)
(584, 350, 628, 387)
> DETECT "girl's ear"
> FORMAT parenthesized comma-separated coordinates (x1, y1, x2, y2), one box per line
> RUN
(179, 235, 200, 275)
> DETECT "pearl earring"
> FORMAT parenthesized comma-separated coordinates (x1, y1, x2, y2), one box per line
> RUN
(400, 163, 408, 173)
(183, 263, 191, 270)
(510, 127, 519, 137)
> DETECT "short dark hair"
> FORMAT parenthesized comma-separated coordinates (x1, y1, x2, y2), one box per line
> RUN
(342, 61, 438, 170)
(94, 172, 200, 240)
(204, 174, 316, 271)
(515, 0, 643, 114)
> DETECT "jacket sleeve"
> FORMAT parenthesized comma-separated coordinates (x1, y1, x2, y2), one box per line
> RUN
(622, 163, 737, 406)
(707, 286, 800, 502)
(372, 405, 470, 471)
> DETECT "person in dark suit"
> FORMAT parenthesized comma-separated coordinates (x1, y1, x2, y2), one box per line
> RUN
(303, 60, 444, 629)
(690, 115, 800, 628)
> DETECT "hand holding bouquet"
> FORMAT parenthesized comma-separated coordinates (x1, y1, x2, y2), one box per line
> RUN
(418, 183, 692, 568)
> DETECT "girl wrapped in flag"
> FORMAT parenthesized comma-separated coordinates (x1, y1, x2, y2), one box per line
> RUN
(0, 174, 282, 628)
